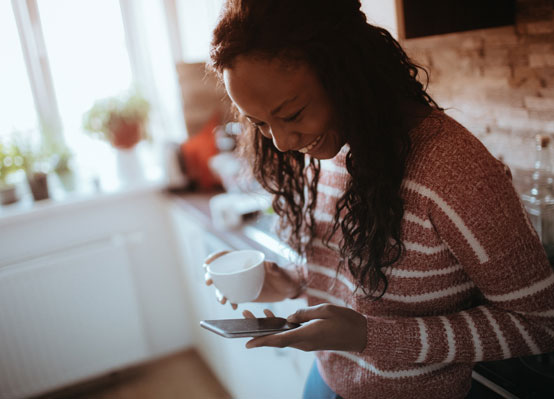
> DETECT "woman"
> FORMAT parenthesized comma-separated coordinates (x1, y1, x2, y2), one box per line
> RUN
(204, 0, 554, 398)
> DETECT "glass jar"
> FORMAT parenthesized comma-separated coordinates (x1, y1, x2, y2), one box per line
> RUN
(521, 135, 554, 263)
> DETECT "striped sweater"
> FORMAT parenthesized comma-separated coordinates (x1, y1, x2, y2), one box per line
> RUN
(299, 110, 554, 399)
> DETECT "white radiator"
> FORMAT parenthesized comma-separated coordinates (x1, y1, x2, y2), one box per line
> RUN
(0, 235, 148, 399)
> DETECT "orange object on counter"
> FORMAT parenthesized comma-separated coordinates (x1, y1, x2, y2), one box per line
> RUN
(180, 115, 222, 191)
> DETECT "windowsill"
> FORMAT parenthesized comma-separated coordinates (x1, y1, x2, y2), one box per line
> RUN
(0, 162, 168, 228)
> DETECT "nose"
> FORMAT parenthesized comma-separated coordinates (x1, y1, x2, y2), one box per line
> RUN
(269, 124, 297, 152)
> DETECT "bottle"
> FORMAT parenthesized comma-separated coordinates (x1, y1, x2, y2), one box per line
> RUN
(521, 135, 554, 263)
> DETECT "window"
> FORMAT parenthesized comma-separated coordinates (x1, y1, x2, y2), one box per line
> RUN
(37, 0, 133, 152)
(37, 0, 134, 177)
(0, 1, 39, 140)
(3, 0, 185, 189)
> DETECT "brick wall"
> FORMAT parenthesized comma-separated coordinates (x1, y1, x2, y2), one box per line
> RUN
(401, 0, 554, 191)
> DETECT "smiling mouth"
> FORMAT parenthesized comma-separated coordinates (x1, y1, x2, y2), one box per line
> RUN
(297, 134, 323, 153)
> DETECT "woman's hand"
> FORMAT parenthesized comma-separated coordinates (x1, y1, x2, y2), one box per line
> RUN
(243, 304, 368, 353)
(254, 261, 303, 302)
(204, 251, 303, 310)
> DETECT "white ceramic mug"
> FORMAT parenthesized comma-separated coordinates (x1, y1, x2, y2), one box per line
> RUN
(205, 250, 266, 303)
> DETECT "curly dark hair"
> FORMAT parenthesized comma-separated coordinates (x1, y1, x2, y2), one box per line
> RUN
(209, 0, 442, 298)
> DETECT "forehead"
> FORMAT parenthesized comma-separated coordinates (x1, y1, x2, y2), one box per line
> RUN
(223, 56, 315, 116)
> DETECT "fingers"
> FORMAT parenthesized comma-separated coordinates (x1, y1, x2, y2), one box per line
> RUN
(263, 309, 276, 318)
(246, 324, 309, 350)
(243, 308, 275, 318)
(214, 288, 238, 309)
(215, 288, 227, 304)
(286, 304, 337, 323)
(264, 261, 281, 273)
(203, 250, 231, 266)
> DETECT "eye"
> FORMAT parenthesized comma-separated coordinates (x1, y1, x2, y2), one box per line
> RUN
(283, 106, 305, 123)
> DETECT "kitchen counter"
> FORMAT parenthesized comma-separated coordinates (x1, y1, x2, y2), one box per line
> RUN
(170, 190, 296, 264)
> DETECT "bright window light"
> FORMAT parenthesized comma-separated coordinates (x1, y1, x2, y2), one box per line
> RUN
(177, 0, 224, 62)
(37, 0, 134, 176)
(0, 1, 39, 139)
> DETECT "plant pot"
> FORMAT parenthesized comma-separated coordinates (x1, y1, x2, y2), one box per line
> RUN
(0, 184, 18, 205)
(110, 120, 143, 149)
(27, 172, 50, 201)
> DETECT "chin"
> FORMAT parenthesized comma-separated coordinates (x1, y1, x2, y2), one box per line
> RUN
(310, 148, 340, 160)
(312, 152, 336, 160)
(307, 133, 341, 159)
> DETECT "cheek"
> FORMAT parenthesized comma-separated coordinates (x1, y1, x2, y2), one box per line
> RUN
(301, 111, 335, 135)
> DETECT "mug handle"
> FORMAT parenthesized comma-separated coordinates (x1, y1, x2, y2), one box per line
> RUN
(203, 250, 231, 269)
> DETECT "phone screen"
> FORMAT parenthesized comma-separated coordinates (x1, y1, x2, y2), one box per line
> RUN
(200, 317, 300, 338)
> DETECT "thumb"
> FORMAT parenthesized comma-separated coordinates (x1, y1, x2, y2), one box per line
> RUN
(286, 304, 336, 323)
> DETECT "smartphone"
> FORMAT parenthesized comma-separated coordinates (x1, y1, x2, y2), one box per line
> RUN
(200, 317, 300, 338)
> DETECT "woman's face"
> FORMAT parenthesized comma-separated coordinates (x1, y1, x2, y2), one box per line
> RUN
(223, 56, 344, 159)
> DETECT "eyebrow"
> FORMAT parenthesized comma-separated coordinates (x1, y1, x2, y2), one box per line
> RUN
(270, 95, 298, 116)
(245, 95, 299, 121)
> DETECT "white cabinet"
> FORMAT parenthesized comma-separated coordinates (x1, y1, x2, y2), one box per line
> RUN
(170, 200, 314, 399)
(0, 187, 191, 399)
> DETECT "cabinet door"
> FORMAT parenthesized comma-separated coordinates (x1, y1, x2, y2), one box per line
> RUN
(0, 238, 148, 399)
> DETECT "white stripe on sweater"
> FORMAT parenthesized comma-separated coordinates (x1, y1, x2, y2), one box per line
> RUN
(403, 180, 489, 263)
(440, 316, 456, 362)
(404, 241, 449, 255)
(307, 263, 471, 301)
(404, 211, 433, 229)
(481, 307, 511, 359)
(486, 273, 554, 302)
(306, 288, 348, 307)
(389, 264, 462, 278)
(461, 311, 484, 362)
(317, 183, 343, 198)
(307, 264, 358, 293)
(525, 309, 554, 318)
(507, 313, 540, 354)
(331, 351, 447, 379)
(320, 159, 346, 174)
(312, 238, 340, 252)
(382, 281, 475, 303)
(416, 318, 429, 362)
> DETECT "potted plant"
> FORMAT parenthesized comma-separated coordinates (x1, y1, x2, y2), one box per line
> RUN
(12, 133, 53, 202)
(0, 138, 24, 205)
(82, 91, 150, 150)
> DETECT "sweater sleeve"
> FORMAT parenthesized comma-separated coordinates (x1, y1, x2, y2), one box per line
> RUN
(361, 130, 554, 364)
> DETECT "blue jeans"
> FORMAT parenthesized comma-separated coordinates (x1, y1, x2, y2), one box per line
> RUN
(303, 360, 486, 399)
(302, 361, 343, 399)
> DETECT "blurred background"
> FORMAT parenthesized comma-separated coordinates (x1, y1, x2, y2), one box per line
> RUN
(0, 0, 553, 398)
